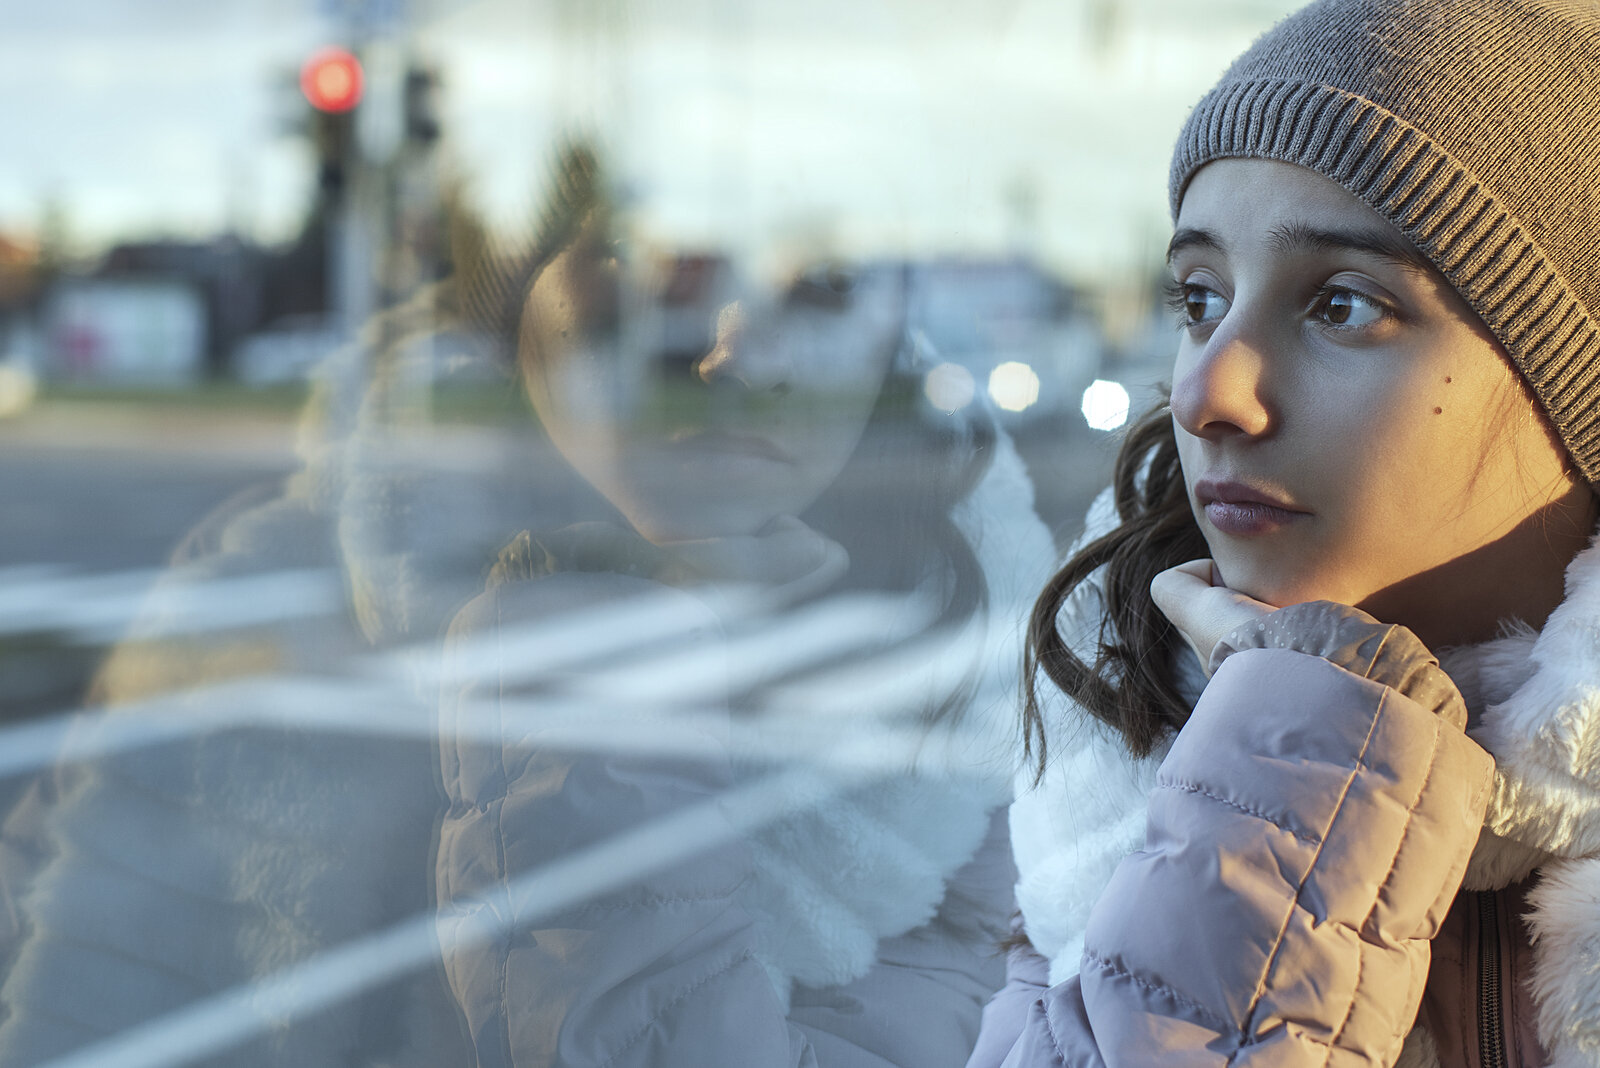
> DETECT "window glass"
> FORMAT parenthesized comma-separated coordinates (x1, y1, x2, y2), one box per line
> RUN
(0, 1, 1299, 1063)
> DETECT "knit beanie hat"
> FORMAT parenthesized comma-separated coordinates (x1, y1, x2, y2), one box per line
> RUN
(1168, 0, 1600, 483)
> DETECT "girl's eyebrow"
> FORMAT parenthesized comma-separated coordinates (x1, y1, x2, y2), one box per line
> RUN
(1265, 221, 1432, 275)
(1166, 227, 1223, 264)
(1165, 221, 1433, 277)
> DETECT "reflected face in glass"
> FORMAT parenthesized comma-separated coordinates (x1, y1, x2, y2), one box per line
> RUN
(518, 211, 903, 543)
(1169, 159, 1591, 642)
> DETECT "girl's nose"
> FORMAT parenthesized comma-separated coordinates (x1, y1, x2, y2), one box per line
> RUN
(695, 301, 793, 395)
(1169, 318, 1274, 441)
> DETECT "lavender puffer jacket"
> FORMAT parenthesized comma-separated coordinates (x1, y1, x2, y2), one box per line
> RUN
(972, 602, 1495, 1067)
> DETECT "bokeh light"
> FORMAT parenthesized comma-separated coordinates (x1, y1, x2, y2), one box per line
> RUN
(987, 361, 1040, 413)
(923, 362, 976, 413)
(1081, 378, 1131, 431)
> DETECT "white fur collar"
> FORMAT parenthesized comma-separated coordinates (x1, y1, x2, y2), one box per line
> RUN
(740, 427, 1056, 1005)
(1011, 488, 1600, 1065)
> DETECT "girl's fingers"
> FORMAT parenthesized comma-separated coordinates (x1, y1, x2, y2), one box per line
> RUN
(1150, 561, 1212, 607)
(1151, 559, 1277, 675)
(1169, 558, 1220, 585)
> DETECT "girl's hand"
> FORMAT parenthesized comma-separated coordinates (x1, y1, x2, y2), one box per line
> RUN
(1150, 559, 1278, 675)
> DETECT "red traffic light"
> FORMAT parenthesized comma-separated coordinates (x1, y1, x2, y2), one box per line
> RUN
(301, 47, 363, 113)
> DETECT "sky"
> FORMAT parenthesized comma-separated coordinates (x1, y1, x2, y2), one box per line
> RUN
(0, 0, 1303, 281)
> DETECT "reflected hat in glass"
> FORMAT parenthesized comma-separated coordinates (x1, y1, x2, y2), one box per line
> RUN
(453, 139, 606, 350)
(1168, 0, 1600, 483)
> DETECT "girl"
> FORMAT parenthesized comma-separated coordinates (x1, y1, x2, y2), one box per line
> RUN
(972, 1, 1600, 1065)
(425, 143, 1055, 1067)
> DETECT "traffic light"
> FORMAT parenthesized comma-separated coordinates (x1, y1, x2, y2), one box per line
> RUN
(403, 65, 441, 146)
(300, 48, 364, 197)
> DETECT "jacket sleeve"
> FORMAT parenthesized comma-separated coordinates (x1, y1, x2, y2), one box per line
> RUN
(990, 611, 1493, 1067)
(964, 914, 1052, 1068)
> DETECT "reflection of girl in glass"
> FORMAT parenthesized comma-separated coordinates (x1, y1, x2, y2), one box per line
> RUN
(972, 2, 1600, 1065)
(414, 142, 1054, 1067)
(0, 135, 1051, 1067)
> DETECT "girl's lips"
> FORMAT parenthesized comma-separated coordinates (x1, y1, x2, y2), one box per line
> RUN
(1194, 479, 1309, 536)
(1203, 499, 1307, 535)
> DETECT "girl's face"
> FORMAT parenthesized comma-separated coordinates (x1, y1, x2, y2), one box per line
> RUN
(1170, 159, 1595, 646)
(518, 210, 902, 543)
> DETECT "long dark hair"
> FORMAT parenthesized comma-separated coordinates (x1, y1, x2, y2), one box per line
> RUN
(1021, 399, 1207, 777)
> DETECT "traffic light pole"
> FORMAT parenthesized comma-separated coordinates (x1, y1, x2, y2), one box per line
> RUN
(330, 149, 377, 338)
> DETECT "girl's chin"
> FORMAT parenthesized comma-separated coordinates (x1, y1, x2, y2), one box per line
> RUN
(1210, 559, 1348, 611)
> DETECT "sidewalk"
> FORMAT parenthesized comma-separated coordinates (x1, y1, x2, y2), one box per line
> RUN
(0, 390, 303, 463)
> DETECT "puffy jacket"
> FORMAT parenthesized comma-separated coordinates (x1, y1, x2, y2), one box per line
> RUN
(978, 489, 1600, 1067)
(975, 604, 1492, 1066)
(433, 564, 1018, 1068)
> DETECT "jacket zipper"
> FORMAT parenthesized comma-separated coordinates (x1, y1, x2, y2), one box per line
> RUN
(1478, 890, 1507, 1068)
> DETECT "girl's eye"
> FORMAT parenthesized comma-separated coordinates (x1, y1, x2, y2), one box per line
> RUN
(1165, 281, 1229, 326)
(1312, 287, 1387, 328)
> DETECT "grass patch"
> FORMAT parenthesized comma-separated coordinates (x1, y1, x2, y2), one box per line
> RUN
(37, 381, 312, 416)
(30, 378, 901, 431)
(32, 381, 527, 426)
